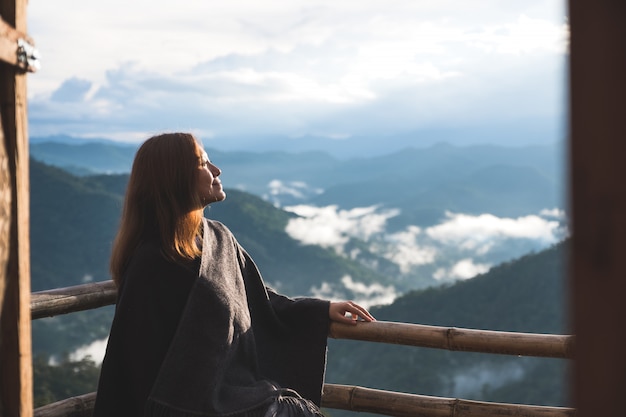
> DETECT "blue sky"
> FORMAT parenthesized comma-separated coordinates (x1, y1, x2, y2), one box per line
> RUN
(27, 0, 568, 157)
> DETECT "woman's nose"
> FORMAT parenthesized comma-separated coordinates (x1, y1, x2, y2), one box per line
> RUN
(211, 164, 221, 177)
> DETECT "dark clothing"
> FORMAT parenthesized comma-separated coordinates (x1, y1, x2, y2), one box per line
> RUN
(94, 219, 330, 417)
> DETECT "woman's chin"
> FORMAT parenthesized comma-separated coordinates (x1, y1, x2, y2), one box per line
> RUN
(203, 192, 226, 206)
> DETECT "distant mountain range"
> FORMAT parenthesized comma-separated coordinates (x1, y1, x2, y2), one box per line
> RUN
(30, 136, 565, 218)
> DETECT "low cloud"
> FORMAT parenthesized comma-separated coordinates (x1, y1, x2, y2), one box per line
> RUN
(284, 204, 400, 251)
(434, 259, 491, 281)
(310, 275, 398, 309)
(381, 226, 438, 273)
(448, 360, 527, 399)
(265, 180, 323, 205)
(539, 207, 566, 219)
(68, 337, 108, 365)
(284, 205, 568, 284)
(426, 211, 561, 246)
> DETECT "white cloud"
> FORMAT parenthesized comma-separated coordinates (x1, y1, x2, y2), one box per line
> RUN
(68, 337, 108, 365)
(466, 14, 569, 55)
(309, 275, 397, 309)
(426, 211, 561, 245)
(539, 207, 566, 219)
(341, 276, 398, 309)
(434, 258, 491, 281)
(382, 226, 438, 273)
(28, 1, 567, 91)
(284, 204, 399, 250)
(267, 179, 322, 201)
(26, 1, 568, 154)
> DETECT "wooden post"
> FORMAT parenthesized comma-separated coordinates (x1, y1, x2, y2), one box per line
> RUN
(0, 0, 33, 414)
(569, 1, 626, 416)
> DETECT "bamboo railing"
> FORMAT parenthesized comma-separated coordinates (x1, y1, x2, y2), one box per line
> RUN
(32, 385, 576, 417)
(31, 281, 575, 358)
(31, 281, 576, 417)
(31, 280, 117, 320)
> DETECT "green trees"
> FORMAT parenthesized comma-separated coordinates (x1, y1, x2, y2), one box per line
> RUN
(33, 355, 100, 407)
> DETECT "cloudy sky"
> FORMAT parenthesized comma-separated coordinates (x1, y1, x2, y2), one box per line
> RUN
(26, 0, 568, 157)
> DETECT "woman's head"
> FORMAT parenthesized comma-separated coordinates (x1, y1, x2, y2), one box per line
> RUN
(131, 132, 203, 213)
(110, 132, 224, 285)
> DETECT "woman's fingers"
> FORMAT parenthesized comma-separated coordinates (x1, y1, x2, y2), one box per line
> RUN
(329, 301, 376, 324)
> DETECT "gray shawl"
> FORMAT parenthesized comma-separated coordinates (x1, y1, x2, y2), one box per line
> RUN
(95, 219, 330, 417)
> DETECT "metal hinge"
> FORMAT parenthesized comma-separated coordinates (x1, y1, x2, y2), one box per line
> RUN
(16, 38, 40, 72)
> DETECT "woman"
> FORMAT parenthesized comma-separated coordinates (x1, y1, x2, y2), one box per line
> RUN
(94, 133, 374, 417)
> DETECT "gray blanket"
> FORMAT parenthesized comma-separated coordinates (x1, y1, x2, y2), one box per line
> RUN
(94, 219, 330, 417)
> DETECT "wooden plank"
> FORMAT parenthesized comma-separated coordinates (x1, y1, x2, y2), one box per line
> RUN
(0, 16, 28, 68)
(0, 0, 33, 415)
(569, 1, 626, 416)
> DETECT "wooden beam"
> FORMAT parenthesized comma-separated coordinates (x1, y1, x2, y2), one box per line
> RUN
(569, 1, 626, 416)
(0, 15, 35, 70)
(0, 0, 33, 416)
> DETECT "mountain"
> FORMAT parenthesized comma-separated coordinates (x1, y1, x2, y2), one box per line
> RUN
(30, 140, 138, 176)
(325, 241, 570, 413)
(30, 159, 123, 291)
(30, 138, 565, 216)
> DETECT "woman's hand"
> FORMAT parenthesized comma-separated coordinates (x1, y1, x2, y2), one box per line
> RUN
(329, 301, 376, 325)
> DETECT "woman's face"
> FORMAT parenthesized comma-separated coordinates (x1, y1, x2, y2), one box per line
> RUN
(197, 148, 226, 206)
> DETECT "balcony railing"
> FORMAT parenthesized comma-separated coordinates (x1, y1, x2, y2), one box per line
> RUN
(31, 281, 576, 417)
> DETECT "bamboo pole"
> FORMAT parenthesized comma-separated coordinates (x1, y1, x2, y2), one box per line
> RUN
(322, 384, 576, 417)
(32, 385, 575, 417)
(330, 320, 574, 359)
(30, 280, 117, 320)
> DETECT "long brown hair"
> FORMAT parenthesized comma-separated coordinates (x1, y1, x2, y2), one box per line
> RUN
(110, 132, 204, 286)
